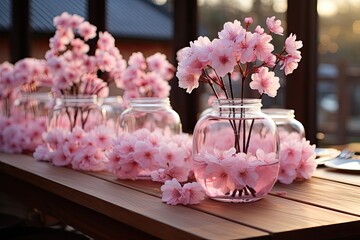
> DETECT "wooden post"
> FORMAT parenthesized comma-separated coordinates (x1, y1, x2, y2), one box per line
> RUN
(87, 0, 106, 55)
(11, 0, 30, 63)
(286, 0, 318, 144)
(171, 0, 198, 133)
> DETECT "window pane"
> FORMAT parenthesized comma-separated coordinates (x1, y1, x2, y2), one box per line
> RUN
(317, 0, 360, 145)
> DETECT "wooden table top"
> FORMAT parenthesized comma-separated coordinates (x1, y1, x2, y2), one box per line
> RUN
(0, 152, 359, 240)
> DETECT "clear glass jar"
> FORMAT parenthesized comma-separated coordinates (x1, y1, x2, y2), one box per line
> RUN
(8, 92, 52, 152)
(99, 96, 125, 135)
(193, 98, 279, 203)
(262, 108, 305, 141)
(119, 97, 182, 135)
(48, 95, 104, 132)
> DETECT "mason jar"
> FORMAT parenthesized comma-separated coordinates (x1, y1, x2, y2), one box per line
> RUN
(193, 98, 279, 203)
(48, 95, 104, 132)
(262, 108, 305, 141)
(119, 97, 182, 136)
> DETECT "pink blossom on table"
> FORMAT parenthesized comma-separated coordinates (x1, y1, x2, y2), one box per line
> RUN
(133, 140, 158, 170)
(33, 145, 52, 162)
(110, 129, 193, 182)
(296, 139, 317, 179)
(91, 125, 116, 150)
(52, 149, 71, 167)
(277, 134, 317, 184)
(160, 178, 183, 205)
(180, 182, 206, 205)
(71, 148, 107, 171)
(35, 125, 115, 171)
(266, 16, 284, 35)
(160, 178, 205, 205)
(250, 67, 280, 97)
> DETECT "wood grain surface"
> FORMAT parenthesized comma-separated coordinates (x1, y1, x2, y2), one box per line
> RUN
(1, 153, 360, 240)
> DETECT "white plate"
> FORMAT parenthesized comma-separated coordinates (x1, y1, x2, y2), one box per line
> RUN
(324, 157, 360, 171)
(315, 148, 341, 165)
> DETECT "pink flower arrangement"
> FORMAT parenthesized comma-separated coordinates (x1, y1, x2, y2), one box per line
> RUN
(34, 125, 115, 172)
(116, 52, 175, 102)
(277, 132, 317, 184)
(176, 16, 301, 98)
(176, 16, 302, 154)
(45, 12, 126, 97)
(161, 178, 205, 205)
(176, 16, 303, 201)
(109, 128, 193, 181)
(0, 58, 52, 153)
(109, 128, 205, 205)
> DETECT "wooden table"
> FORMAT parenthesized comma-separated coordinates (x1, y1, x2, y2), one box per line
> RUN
(0, 153, 359, 240)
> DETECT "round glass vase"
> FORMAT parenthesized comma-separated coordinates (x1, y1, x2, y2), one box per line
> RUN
(119, 97, 182, 136)
(262, 108, 305, 141)
(10, 92, 52, 152)
(99, 96, 125, 135)
(48, 95, 104, 132)
(193, 98, 280, 203)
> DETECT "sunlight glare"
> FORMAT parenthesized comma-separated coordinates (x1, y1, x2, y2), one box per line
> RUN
(317, 0, 338, 17)
(273, 0, 287, 13)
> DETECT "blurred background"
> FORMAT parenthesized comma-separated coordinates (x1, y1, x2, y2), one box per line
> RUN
(1, 0, 360, 146)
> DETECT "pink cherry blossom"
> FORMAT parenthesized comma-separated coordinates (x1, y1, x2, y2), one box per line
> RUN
(161, 179, 205, 205)
(176, 69, 200, 94)
(250, 67, 280, 97)
(266, 16, 284, 35)
(208, 39, 236, 77)
(181, 182, 206, 205)
(218, 20, 246, 43)
(77, 21, 97, 41)
(97, 31, 115, 51)
(160, 178, 183, 205)
(285, 33, 303, 55)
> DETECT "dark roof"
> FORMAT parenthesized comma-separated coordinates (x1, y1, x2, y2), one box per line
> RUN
(0, 0, 172, 40)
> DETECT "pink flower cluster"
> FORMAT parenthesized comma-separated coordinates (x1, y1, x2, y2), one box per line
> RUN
(109, 128, 193, 181)
(277, 132, 317, 184)
(0, 59, 52, 107)
(176, 16, 302, 98)
(46, 12, 126, 97)
(0, 116, 46, 153)
(194, 148, 278, 195)
(116, 52, 175, 102)
(160, 178, 205, 205)
(34, 125, 115, 172)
